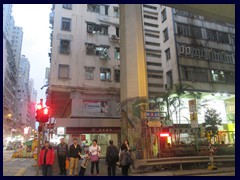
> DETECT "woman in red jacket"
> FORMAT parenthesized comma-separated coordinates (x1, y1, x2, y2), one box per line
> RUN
(38, 141, 55, 176)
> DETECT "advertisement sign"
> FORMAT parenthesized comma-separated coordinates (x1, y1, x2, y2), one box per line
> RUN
(83, 100, 108, 113)
(57, 127, 65, 135)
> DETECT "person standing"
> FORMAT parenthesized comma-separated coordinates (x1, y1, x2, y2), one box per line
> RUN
(89, 139, 101, 176)
(68, 138, 82, 176)
(119, 143, 130, 176)
(57, 138, 68, 175)
(38, 141, 55, 176)
(106, 140, 119, 176)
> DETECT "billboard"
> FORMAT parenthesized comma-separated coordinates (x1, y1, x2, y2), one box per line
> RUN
(83, 100, 108, 113)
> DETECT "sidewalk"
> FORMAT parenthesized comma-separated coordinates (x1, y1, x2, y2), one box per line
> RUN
(25, 155, 122, 176)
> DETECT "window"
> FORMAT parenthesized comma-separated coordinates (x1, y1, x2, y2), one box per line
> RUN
(86, 43, 95, 55)
(86, 44, 109, 59)
(104, 5, 109, 15)
(206, 29, 218, 41)
(181, 67, 194, 81)
(61, 18, 71, 31)
(114, 47, 120, 60)
(182, 66, 208, 82)
(225, 71, 235, 84)
(87, 4, 100, 13)
(145, 41, 160, 46)
(58, 64, 69, 79)
(218, 32, 229, 43)
(211, 70, 225, 82)
(145, 33, 159, 38)
(177, 23, 190, 36)
(163, 28, 169, 42)
(166, 70, 173, 89)
(193, 48, 200, 57)
(100, 68, 111, 81)
(85, 66, 94, 80)
(144, 22, 158, 28)
(190, 26, 202, 39)
(144, 15, 158, 20)
(86, 23, 108, 35)
(63, 4, 72, 9)
(60, 40, 70, 54)
(225, 53, 234, 64)
(165, 48, 171, 60)
(147, 62, 162, 67)
(114, 69, 120, 83)
(143, 4, 157, 10)
(116, 27, 119, 37)
(161, 8, 167, 22)
(113, 7, 119, 17)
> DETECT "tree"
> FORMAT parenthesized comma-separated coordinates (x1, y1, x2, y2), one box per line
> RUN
(203, 108, 222, 142)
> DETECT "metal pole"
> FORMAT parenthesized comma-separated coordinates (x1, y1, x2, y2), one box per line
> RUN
(36, 123, 42, 176)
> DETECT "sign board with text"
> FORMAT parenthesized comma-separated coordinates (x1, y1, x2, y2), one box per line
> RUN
(146, 110, 160, 118)
(147, 121, 162, 127)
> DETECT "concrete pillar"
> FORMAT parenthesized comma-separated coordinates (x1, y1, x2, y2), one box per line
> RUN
(120, 5, 151, 159)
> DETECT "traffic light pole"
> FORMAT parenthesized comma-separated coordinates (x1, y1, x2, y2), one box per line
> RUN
(36, 123, 43, 176)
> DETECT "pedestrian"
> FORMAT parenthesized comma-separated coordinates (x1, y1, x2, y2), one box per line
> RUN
(119, 143, 130, 176)
(89, 139, 101, 176)
(57, 138, 68, 175)
(38, 141, 55, 176)
(119, 139, 130, 157)
(106, 140, 119, 176)
(68, 138, 82, 176)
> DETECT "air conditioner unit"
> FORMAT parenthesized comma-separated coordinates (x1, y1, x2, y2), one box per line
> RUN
(110, 34, 119, 41)
(87, 26, 94, 33)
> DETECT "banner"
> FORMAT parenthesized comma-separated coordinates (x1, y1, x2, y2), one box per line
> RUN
(83, 100, 108, 113)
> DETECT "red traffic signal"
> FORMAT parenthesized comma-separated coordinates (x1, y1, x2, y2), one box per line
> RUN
(43, 108, 49, 115)
(37, 103, 42, 110)
(36, 106, 49, 123)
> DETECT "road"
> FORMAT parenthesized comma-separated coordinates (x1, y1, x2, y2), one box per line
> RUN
(3, 150, 35, 176)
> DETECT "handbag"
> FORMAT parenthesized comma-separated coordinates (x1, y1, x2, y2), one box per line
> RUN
(65, 159, 69, 169)
(90, 154, 99, 162)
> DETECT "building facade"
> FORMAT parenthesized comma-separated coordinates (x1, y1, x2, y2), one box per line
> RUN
(47, 4, 121, 152)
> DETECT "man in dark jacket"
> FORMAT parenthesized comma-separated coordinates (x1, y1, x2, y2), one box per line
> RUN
(57, 138, 68, 175)
(106, 140, 119, 176)
(68, 138, 82, 176)
(38, 141, 55, 176)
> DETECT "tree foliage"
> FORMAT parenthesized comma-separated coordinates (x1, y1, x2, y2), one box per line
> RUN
(203, 108, 222, 138)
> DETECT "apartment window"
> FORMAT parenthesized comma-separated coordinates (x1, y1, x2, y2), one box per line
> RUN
(96, 46, 109, 58)
(145, 33, 159, 38)
(211, 70, 225, 82)
(163, 28, 169, 42)
(225, 53, 234, 64)
(58, 64, 69, 79)
(60, 40, 70, 54)
(161, 8, 167, 22)
(145, 41, 160, 46)
(146, 53, 161, 58)
(225, 71, 235, 84)
(218, 32, 229, 43)
(144, 15, 158, 20)
(165, 48, 171, 60)
(182, 67, 194, 81)
(148, 83, 163, 88)
(114, 47, 120, 60)
(85, 66, 94, 80)
(116, 27, 119, 37)
(100, 68, 111, 81)
(147, 62, 162, 67)
(194, 69, 208, 82)
(86, 23, 108, 35)
(191, 26, 202, 39)
(193, 47, 200, 57)
(87, 4, 100, 13)
(104, 5, 109, 15)
(143, 4, 157, 10)
(113, 7, 119, 17)
(166, 70, 173, 89)
(61, 18, 71, 31)
(177, 23, 190, 36)
(114, 69, 120, 83)
(144, 22, 158, 28)
(86, 43, 95, 55)
(206, 29, 218, 41)
(63, 4, 72, 9)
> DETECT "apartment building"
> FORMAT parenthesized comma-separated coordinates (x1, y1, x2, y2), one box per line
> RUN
(47, 4, 121, 151)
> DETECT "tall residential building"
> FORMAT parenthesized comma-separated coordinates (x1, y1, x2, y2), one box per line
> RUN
(47, 4, 121, 151)
(28, 78, 37, 129)
(15, 55, 31, 131)
(3, 4, 14, 43)
(11, 26, 23, 69)
(120, 4, 235, 157)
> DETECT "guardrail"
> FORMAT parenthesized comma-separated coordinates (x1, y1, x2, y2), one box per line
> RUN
(133, 155, 235, 171)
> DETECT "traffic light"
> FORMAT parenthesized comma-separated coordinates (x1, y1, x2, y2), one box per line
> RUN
(41, 107, 49, 122)
(35, 104, 49, 123)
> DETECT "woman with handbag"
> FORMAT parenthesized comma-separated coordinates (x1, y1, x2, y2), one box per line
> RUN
(89, 139, 101, 176)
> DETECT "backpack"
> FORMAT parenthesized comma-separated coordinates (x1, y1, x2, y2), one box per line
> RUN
(126, 151, 133, 166)
(109, 146, 119, 162)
